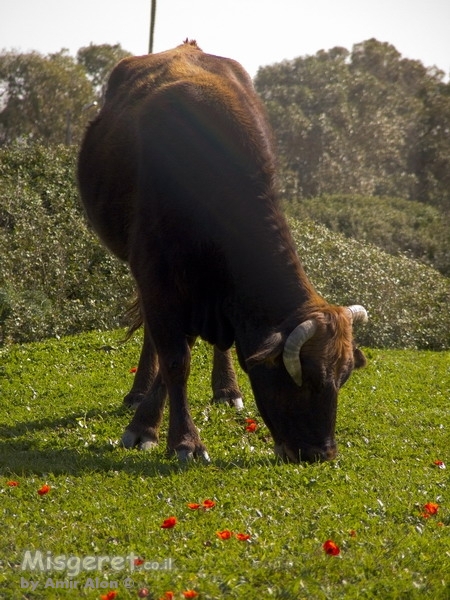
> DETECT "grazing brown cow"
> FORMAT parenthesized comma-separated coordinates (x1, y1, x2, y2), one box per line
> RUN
(78, 40, 367, 463)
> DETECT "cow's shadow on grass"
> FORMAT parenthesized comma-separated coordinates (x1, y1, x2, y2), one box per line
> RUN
(0, 406, 279, 478)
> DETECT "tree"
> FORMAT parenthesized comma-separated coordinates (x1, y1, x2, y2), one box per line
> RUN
(77, 43, 131, 98)
(0, 50, 94, 146)
(413, 77, 450, 210)
(255, 39, 450, 210)
(0, 44, 133, 147)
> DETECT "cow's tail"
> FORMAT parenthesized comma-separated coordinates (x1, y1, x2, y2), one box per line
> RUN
(122, 295, 143, 341)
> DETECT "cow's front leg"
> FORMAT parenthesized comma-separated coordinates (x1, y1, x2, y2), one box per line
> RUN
(212, 347, 243, 410)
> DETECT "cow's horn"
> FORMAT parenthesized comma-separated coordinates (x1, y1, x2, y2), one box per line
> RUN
(346, 305, 368, 324)
(283, 319, 318, 387)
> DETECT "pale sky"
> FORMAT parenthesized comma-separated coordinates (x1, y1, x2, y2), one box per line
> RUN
(1, 0, 449, 78)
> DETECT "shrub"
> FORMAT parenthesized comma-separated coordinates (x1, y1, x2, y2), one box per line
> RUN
(0, 145, 133, 344)
(288, 217, 450, 350)
(286, 194, 450, 276)
(1, 145, 449, 349)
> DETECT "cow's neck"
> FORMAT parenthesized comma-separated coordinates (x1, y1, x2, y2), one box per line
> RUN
(224, 197, 323, 332)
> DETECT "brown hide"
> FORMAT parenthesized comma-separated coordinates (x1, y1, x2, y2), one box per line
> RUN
(78, 41, 366, 463)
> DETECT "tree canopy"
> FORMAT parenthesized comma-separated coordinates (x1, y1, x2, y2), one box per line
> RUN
(0, 44, 131, 146)
(255, 39, 450, 210)
(1, 38, 449, 212)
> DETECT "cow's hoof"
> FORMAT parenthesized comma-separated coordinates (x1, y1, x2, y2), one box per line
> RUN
(231, 397, 244, 410)
(140, 440, 158, 451)
(176, 448, 210, 463)
(123, 392, 146, 410)
(121, 429, 158, 450)
(213, 396, 244, 411)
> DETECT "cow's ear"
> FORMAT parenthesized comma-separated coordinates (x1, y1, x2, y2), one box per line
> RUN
(353, 347, 367, 369)
(246, 331, 284, 369)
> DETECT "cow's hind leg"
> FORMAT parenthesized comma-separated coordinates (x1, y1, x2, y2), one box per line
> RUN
(124, 296, 208, 460)
(122, 331, 168, 450)
(162, 335, 209, 462)
(212, 347, 243, 410)
(123, 326, 159, 409)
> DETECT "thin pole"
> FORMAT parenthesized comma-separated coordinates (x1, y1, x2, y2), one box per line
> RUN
(149, 0, 157, 54)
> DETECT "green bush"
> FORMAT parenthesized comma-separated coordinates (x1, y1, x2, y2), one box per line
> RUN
(288, 217, 450, 350)
(0, 145, 133, 344)
(1, 145, 449, 349)
(285, 194, 450, 276)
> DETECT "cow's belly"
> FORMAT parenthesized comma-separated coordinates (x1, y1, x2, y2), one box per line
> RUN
(83, 188, 134, 263)
(78, 131, 137, 263)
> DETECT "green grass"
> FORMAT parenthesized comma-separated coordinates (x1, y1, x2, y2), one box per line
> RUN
(1, 330, 449, 599)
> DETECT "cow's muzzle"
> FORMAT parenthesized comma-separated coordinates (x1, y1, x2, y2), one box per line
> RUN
(274, 442, 337, 463)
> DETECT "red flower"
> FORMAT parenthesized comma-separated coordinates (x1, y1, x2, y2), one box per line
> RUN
(159, 593, 174, 600)
(129, 366, 138, 373)
(235, 533, 251, 541)
(423, 502, 439, 516)
(134, 557, 145, 566)
(161, 516, 177, 529)
(183, 591, 198, 599)
(323, 540, 340, 556)
(433, 459, 446, 469)
(245, 422, 257, 432)
(6, 481, 19, 487)
(216, 529, 233, 540)
(37, 484, 51, 496)
(100, 592, 117, 600)
(187, 499, 215, 510)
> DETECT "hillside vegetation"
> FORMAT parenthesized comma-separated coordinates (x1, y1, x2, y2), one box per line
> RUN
(0, 145, 132, 345)
(286, 194, 450, 276)
(1, 145, 449, 349)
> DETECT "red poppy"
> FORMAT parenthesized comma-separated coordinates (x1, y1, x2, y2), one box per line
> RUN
(423, 502, 439, 516)
(6, 481, 19, 487)
(159, 593, 174, 600)
(161, 516, 177, 529)
(433, 460, 446, 469)
(134, 557, 145, 566)
(129, 367, 138, 373)
(245, 422, 257, 432)
(216, 530, 233, 540)
(323, 540, 340, 556)
(100, 592, 117, 600)
(235, 533, 251, 541)
(187, 499, 215, 510)
(245, 418, 256, 424)
(183, 591, 198, 599)
(37, 484, 51, 496)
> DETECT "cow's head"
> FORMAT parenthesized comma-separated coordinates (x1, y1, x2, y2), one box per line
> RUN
(246, 305, 367, 463)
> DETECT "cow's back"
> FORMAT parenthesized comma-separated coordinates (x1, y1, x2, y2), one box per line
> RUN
(77, 41, 275, 262)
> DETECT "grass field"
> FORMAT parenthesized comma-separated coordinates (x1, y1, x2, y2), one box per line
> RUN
(0, 330, 449, 599)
